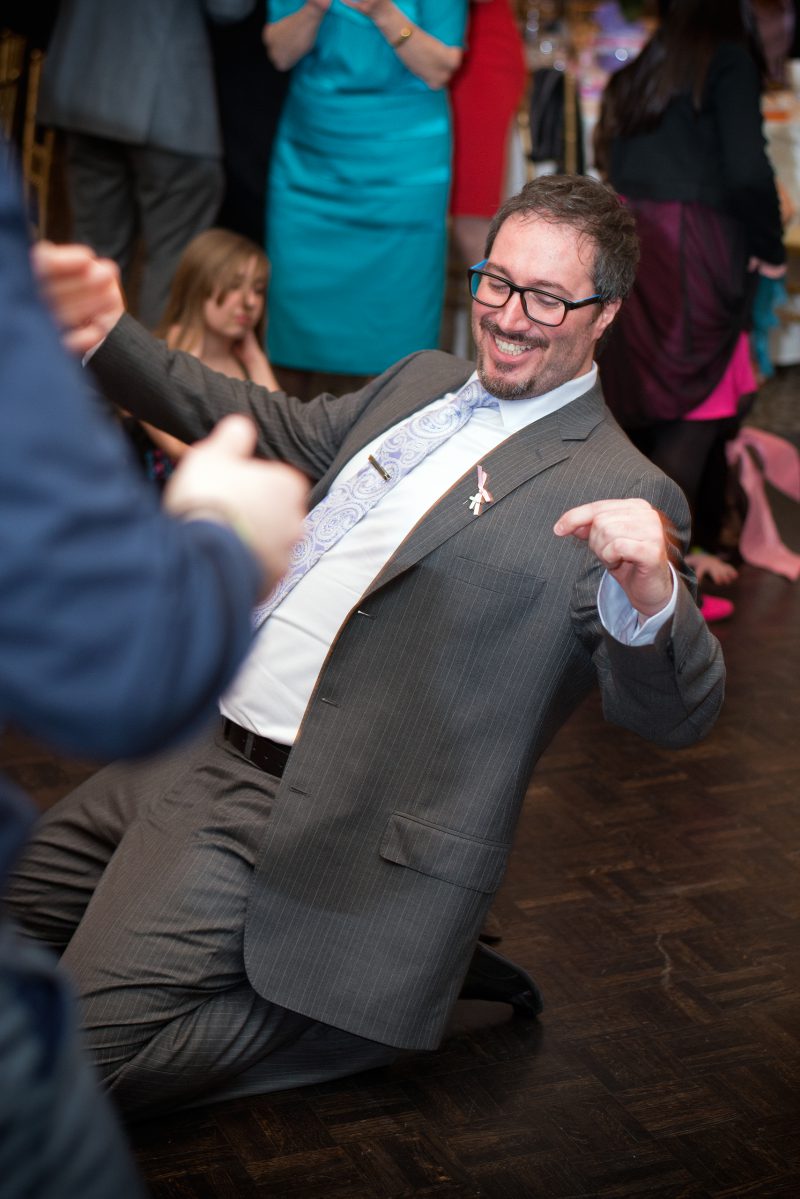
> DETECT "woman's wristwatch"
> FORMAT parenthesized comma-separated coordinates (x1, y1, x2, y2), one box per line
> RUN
(392, 24, 414, 48)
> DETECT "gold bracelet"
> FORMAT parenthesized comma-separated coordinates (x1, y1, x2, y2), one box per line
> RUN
(392, 25, 414, 49)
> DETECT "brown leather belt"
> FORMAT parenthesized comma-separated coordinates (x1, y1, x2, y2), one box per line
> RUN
(222, 718, 292, 778)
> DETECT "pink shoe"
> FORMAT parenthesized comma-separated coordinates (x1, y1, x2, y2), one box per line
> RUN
(700, 595, 734, 623)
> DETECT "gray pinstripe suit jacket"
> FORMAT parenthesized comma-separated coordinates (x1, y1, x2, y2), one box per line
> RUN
(93, 318, 724, 1052)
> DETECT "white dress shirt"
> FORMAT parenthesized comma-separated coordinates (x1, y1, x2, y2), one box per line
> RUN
(220, 365, 676, 743)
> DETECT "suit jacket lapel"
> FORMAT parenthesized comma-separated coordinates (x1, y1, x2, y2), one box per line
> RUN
(363, 379, 608, 597)
(308, 358, 475, 507)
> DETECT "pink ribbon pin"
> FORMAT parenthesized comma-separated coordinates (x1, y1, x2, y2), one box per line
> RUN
(468, 465, 493, 516)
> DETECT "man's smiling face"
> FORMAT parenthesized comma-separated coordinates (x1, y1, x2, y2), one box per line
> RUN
(472, 213, 620, 401)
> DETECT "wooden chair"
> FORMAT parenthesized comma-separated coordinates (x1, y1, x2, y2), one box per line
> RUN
(21, 46, 55, 237)
(0, 29, 25, 143)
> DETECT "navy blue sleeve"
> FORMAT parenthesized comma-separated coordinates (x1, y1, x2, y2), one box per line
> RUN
(0, 156, 262, 759)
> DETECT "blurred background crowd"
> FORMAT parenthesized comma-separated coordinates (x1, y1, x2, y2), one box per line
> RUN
(2, 0, 799, 609)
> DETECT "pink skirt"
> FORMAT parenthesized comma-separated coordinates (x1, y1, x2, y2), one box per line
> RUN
(685, 332, 756, 421)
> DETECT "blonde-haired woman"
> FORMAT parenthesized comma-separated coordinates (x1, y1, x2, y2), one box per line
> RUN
(156, 227, 278, 387)
(131, 228, 280, 475)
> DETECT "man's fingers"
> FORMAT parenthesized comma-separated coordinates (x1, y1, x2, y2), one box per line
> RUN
(62, 325, 106, 355)
(596, 537, 659, 571)
(32, 246, 125, 350)
(562, 521, 592, 542)
(45, 287, 117, 330)
(554, 498, 657, 540)
(203, 414, 259, 459)
(553, 501, 607, 537)
(33, 244, 121, 305)
(32, 241, 98, 279)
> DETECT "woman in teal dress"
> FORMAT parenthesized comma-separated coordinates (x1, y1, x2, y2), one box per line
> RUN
(264, 0, 467, 379)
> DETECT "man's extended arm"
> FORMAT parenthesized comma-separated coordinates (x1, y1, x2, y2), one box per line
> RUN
(562, 471, 724, 748)
(33, 241, 383, 480)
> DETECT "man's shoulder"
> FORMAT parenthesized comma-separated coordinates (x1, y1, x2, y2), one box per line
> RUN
(363, 350, 474, 411)
(388, 349, 474, 386)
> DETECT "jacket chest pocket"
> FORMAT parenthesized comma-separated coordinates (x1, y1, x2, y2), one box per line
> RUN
(448, 555, 546, 601)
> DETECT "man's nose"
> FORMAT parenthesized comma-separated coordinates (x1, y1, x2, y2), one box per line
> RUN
(497, 290, 532, 330)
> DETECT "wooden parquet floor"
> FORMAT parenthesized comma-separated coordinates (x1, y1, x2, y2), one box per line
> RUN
(2, 474, 798, 1197)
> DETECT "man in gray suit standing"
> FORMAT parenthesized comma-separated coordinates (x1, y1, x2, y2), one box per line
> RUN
(38, 0, 256, 326)
(10, 176, 725, 1117)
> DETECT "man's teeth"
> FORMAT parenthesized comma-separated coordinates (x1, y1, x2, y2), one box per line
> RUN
(494, 335, 528, 356)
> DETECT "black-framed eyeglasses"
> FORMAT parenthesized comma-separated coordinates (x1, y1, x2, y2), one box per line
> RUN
(468, 260, 602, 328)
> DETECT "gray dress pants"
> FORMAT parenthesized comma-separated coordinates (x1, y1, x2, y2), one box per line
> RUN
(65, 133, 225, 328)
(5, 726, 397, 1118)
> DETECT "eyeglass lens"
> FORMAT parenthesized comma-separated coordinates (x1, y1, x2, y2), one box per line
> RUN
(469, 271, 567, 326)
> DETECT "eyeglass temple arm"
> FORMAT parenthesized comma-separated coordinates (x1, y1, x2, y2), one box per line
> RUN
(565, 294, 603, 310)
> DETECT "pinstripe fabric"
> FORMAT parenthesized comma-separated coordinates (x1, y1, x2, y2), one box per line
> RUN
(252, 380, 499, 626)
(7, 729, 396, 1115)
(11, 330, 725, 1102)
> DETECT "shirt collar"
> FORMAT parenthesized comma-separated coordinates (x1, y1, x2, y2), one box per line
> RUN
(465, 363, 598, 433)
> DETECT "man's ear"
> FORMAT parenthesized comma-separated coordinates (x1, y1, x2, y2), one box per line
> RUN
(594, 297, 622, 342)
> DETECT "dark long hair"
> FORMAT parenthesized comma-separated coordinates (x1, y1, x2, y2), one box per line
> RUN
(595, 0, 764, 171)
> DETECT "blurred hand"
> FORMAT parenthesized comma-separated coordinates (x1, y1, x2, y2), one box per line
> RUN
(554, 498, 675, 619)
(32, 241, 125, 355)
(339, 0, 391, 19)
(164, 416, 309, 595)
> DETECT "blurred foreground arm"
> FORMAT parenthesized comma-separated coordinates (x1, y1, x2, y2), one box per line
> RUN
(165, 415, 307, 592)
(3, 170, 304, 759)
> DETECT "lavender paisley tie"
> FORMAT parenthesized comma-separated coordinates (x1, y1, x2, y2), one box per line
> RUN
(252, 378, 499, 627)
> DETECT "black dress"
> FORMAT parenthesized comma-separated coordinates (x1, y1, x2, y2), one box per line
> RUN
(599, 42, 784, 428)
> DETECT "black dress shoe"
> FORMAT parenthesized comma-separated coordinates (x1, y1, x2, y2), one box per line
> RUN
(478, 910, 504, 944)
(459, 942, 543, 1018)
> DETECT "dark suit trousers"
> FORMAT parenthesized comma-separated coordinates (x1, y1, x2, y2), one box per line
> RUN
(65, 133, 224, 328)
(5, 726, 397, 1117)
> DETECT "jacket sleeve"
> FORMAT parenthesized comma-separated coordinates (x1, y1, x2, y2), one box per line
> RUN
(571, 466, 725, 748)
(90, 312, 413, 482)
(0, 160, 262, 760)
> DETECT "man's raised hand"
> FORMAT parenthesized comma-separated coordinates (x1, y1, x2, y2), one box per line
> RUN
(554, 498, 675, 618)
(32, 241, 126, 355)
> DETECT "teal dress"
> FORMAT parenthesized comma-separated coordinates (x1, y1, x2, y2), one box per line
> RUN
(266, 0, 467, 375)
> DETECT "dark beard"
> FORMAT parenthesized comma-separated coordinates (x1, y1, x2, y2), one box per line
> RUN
(475, 318, 550, 400)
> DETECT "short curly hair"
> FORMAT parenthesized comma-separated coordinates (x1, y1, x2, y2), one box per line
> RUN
(485, 174, 639, 303)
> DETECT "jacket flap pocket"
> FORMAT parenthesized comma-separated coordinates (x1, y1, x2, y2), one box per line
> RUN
(379, 812, 509, 894)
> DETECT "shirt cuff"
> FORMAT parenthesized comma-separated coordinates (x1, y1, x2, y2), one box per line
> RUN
(598, 565, 678, 646)
(81, 336, 107, 367)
